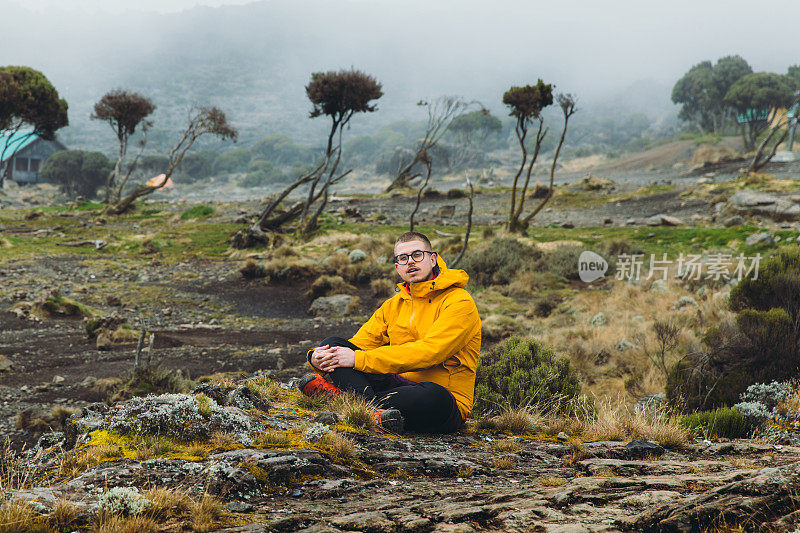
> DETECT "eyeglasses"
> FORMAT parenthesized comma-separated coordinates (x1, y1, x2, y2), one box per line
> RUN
(394, 250, 434, 265)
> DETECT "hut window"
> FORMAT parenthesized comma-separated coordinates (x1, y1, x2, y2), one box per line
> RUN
(29, 159, 41, 172)
(15, 157, 28, 171)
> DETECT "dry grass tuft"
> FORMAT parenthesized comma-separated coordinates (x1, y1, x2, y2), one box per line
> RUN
(294, 392, 328, 411)
(476, 406, 540, 435)
(456, 465, 475, 478)
(183, 443, 209, 459)
(580, 401, 690, 449)
(562, 437, 590, 467)
(330, 393, 377, 431)
(190, 494, 227, 533)
(0, 499, 46, 533)
(490, 456, 516, 470)
(92, 377, 124, 398)
(251, 430, 293, 448)
(370, 279, 396, 298)
(316, 432, 356, 462)
(489, 438, 520, 453)
(46, 498, 80, 531)
(127, 434, 180, 461)
(538, 476, 567, 487)
(239, 259, 267, 279)
(143, 488, 192, 521)
(245, 376, 282, 402)
(209, 432, 240, 451)
(14, 406, 80, 433)
(95, 512, 158, 533)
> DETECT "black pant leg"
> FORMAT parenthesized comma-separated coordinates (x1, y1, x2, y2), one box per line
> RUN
(375, 381, 460, 433)
(319, 336, 361, 351)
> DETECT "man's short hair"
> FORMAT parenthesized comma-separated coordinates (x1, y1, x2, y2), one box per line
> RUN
(395, 231, 432, 251)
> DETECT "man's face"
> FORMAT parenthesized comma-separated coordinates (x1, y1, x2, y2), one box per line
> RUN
(394, 239, 437, 284)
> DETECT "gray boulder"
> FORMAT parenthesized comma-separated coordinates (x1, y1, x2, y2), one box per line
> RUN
(727, 190, 800, 221)
(309, 294, 359, 317)
(646, 214, 684, 226)
(745, 232, 774, 247)
(721, 215, 744, 227)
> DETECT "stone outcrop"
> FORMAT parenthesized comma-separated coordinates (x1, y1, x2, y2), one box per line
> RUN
(726, 190, 800, 221)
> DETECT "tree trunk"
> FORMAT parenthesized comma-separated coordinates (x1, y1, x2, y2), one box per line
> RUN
(451, 180, 474, 268)
(409, 158, 432, 231)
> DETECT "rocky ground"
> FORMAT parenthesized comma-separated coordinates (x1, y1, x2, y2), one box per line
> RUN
(8, 384, 800, 532)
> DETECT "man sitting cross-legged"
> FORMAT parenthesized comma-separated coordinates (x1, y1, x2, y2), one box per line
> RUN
(298, 231, 481, 434)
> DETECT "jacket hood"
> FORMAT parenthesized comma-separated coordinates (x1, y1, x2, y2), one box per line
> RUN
(398, 254, 469, 298)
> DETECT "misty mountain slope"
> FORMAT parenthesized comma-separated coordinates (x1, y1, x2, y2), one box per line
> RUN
(1, 0, 688, 152)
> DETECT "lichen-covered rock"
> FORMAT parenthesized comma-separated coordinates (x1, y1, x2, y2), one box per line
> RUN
(227, 385, 270, 412)
(312, 412, 340, 426)
(107, 393, 260, 441)
(191, 383, 233, 405)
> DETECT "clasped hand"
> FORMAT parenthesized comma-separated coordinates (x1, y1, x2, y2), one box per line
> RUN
(311, 344, 355, 372)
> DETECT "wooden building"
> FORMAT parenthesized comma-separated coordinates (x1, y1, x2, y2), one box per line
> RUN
(0, 129, 67, 184)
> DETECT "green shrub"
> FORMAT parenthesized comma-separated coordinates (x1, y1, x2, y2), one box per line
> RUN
(459, 238, 543, 286)
(474, 336, 581, 416)
(668, 249, 800, 411)
(41, 150, 112, 198)
(305, 275, 357, 299)
(538, 245, 583, 280)
(180, 205, 215, 220)
(678, 407, 751, 439)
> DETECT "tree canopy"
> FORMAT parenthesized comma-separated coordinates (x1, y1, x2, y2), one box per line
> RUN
(671, 56, 752, 134)
(0, 66, 68, 139)
(91, 89, 156, 142)
(305, 69, 383, 123)
(724, 72, 795, 115)
(502, 80, 553, 124)
(785, 65, 800, 91)
(723, 72, 795, 151)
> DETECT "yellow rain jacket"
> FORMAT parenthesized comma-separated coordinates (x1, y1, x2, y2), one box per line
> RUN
(348, 255, 481, 420)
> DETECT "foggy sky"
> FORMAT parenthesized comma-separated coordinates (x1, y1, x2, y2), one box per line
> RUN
(2, 0, 799, 148)
(8, 0, 798, 92)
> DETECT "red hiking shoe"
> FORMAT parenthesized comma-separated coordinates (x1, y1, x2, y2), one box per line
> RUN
(298, 373, 340, 399)
(372, 408, 404, 434)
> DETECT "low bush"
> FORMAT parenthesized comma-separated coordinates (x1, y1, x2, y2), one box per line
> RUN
(474, 336, 581, 416)
(180, 205, 215, 220)
(480, 315, 526, 341)
(538, 245, 583, 281)
(679, 407, 752, 439)
(305, 275, 357, 300)
(239, 259, 267, 279)
(667, 249, 800, 411)
(262, 258, 322, 283)
(459, 238, 543, 286)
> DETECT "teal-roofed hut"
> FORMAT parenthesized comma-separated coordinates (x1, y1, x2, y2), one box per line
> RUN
(0, 129, 67, 185)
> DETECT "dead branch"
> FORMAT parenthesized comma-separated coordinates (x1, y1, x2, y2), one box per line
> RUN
(409, 152, 433, 232)
(451, 177, 474, 268)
